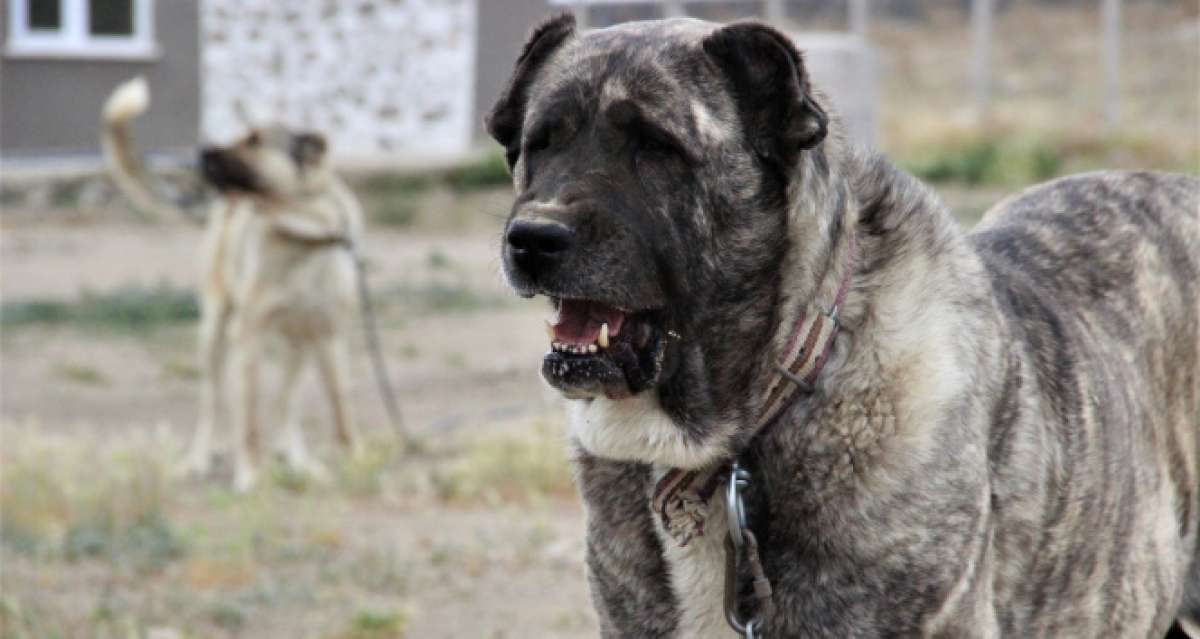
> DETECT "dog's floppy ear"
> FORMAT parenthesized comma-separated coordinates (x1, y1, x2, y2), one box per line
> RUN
(486, 13, 576, 171)
(703, 22, 827, 170)
(292, 132, 327, 167)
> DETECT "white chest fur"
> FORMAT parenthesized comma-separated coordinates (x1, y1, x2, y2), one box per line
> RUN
(652, 467, 731, 639)
(568, 395, 736, 637)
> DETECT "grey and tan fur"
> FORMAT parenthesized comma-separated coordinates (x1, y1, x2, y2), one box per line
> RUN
(488, 15, 1200, 637)
(103, 78, 365, 492)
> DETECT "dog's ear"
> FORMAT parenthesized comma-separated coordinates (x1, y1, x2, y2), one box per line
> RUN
(486, 13, 576, 171)
(292, 132, 327, 167)
(703, 22, 827, 170)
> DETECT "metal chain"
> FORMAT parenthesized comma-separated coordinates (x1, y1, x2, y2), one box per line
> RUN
(724, 462, 773, 638)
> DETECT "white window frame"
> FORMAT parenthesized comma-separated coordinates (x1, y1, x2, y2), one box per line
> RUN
(6, 0, 157, 60)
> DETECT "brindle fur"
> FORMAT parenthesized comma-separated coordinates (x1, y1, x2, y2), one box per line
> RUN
(489, 15, 1200, 637)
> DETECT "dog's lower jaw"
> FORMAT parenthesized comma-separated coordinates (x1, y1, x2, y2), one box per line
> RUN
(567, 392, 733, 470)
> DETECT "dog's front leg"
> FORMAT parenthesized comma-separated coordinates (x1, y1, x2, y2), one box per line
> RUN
(232, 330, 264, 492)
(315, 336, 362, 459)
(177, 298, 231, 479)
(276, 342, 330, 482)
(574, 451, 679, 638)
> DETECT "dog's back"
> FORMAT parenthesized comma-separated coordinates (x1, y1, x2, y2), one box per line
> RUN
(969, 171, 1200, 633)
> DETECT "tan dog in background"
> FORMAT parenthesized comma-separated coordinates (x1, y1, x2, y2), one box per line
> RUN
(103, 78, 365, 491)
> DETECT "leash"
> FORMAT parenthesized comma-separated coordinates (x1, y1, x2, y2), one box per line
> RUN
(352, 251, 414, 449)
(269, 219, 413, 449)
(652, 231, 856, 638)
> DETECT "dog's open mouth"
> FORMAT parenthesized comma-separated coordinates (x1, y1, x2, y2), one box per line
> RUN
(542, 297, 674, 400)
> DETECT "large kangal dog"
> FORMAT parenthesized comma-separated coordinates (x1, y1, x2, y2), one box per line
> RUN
(489, 15, 1199, 638)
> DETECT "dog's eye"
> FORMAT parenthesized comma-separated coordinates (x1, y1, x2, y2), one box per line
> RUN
(246, 132, 261, 147)
(636, 125, 683, 160)
(526, 126, 553, 155)
(639, 135, 676, 157)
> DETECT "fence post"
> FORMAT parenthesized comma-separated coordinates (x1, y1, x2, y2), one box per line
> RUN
(765, 0, 784, 24)
(573, 0, 589, 30)
(849, 0, 868, 39)
(970, 0, 994, 124)
(1102, 0, 1122, 128)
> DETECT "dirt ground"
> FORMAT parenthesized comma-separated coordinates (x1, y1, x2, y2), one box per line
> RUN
(0, 181, 1010, 639)
(1, 4, 1193, 636)
(0, 211, 599, 638)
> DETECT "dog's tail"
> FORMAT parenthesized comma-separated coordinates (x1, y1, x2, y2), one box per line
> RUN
(101, 77, 205, 223)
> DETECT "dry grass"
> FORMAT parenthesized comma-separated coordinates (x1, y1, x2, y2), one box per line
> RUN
(430, 420, 575, 506)
(876, 2, 1199, 177)
(0, 414, 579, 638)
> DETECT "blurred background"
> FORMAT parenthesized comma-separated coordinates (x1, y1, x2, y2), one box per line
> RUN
(0, 1, 1196, 637)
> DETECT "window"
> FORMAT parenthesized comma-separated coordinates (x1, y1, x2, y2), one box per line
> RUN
(6, 0, 156, 59)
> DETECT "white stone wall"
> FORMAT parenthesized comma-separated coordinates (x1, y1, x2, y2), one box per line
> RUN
(202, 0, 477, 159)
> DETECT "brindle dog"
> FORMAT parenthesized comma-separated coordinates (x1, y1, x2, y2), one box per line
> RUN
(488, 14, 1200, 639)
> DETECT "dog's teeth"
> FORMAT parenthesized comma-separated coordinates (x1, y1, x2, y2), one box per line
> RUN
(588, 344, 598, 354)
(598, 323, 609, 348)
(545, 321, 556, 341)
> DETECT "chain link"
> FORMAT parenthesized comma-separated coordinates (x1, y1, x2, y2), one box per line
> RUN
(724, 462, 772, 638)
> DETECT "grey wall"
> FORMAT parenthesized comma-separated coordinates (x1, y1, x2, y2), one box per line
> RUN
(0, 1, 200, 158)
(472, 4, 876, 148)
(473, 0, 555, 143)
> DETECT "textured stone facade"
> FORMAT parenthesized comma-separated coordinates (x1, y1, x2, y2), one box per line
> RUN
(202, 0, 477, 158)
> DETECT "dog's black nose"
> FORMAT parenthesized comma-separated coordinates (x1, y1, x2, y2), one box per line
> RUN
(506, 219, 574, 274)
(199, 148, 223, 180)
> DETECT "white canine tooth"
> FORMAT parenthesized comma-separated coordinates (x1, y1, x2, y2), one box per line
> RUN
(588, 344, 597, 354)
(598, 323, 609, 348)
(545, 321, 555, 341)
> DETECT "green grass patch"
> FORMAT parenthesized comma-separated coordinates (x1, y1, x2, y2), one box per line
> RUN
(0, 285, 198, 331)
(383, 281, 510, 315)
(354, 151, 511, 228)
(897, 130, 1197, 187)
(899, 136, 1063, 186)
(443, 151, 510, 191)
(333, 608, 408, 639)
(161, 356, 201, 381)
(358, 173, 429, 228)
(54, 362, 109, 386)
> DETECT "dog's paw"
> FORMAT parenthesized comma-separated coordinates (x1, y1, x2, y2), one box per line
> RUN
(232, 465, 259, 493)
(172, 450, 213, 481)
(295, 457, 333, 484)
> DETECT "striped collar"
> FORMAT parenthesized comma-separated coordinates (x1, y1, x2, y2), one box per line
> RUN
(652, 234, 855, 546)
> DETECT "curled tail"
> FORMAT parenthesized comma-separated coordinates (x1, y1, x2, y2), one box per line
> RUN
(101, 77, 206, 223)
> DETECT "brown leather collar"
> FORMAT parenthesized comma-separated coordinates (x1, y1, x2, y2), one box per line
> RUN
(653, 232, 855, 546)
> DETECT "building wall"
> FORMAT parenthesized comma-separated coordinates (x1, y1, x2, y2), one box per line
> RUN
(203, 0, 477, 160)
(0, 2, 201, 158)
(471, 3, 877, 148)
(473, 0, 554, 142)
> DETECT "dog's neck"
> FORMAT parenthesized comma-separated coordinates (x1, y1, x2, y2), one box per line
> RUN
(750, 141, 980, 503)
(764, 141, 961, 384)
